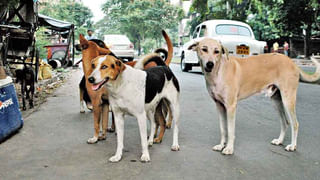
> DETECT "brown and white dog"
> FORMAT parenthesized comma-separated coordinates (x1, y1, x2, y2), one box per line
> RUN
(87, 55, 180, 162)
(78, 30, 174, 144)
(188, 38, 320, 155)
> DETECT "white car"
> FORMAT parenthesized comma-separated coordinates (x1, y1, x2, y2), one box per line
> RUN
(180, 19, 267, 72)
(104, 34, 135, 61)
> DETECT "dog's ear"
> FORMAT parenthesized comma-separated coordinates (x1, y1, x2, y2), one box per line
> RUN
(79, 34, 89, 50)
(188, 42, 199, 51)
(116, 59, 126, 72)
(221, 45, 229, 60)
(97, 45, 113, 55)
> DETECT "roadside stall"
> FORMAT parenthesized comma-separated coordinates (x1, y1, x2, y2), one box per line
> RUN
(0, 0, 36, 142)
(38, 14, 75, 69)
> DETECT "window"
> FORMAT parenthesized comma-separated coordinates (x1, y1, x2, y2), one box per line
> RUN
(199, 25, 207, 37)
(216, 24, 251, 37)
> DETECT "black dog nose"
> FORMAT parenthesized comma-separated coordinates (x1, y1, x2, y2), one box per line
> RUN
(206, 61, 214, 69)
(88, 77, 95, 84)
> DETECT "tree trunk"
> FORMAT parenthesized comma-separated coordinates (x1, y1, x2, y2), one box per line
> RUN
(138, 38, 141, 56)
(304, 24, 311, 59)
(289, 38, 293, 58)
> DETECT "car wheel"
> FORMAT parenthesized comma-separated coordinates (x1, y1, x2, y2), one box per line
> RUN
(181, 55, 191, 72)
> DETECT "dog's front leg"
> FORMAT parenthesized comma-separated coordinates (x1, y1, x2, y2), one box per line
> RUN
(109, 111, 125, 162)
(99, 104, 109, 140)
(136, 112, 150, 162)
(21, 80, 26, 111)
(222, 105, 236, 155)
(29, 84, 34, 108)
(87, 102, 102, 144)
(212, 101, 227, 151)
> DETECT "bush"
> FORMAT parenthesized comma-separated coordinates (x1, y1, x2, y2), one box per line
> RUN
(35, 28, 51, 59)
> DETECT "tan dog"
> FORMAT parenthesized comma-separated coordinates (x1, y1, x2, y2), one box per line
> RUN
(189, 38, 320, 155)
(79, 35, 114, 144)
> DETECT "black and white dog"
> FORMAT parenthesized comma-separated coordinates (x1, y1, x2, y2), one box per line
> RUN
(87, 55, 180, 162)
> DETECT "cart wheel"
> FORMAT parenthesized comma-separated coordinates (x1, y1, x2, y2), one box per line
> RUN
(35, 49, 39, 82)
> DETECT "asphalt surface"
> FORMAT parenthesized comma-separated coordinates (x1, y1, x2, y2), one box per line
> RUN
(0, 64, 320, 180)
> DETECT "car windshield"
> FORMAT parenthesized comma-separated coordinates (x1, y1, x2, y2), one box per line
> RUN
(104, 35, 130, 44)
(215, 24, 251, 37)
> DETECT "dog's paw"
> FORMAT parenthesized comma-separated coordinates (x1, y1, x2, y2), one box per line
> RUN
(109, 154, 122, 162)
(171, 144, 180, 151)
(212, 144, 225, 151)
(271, 138, 283, 146)
(148, 141, 153, 147)
(87, 103, 93, 111)
(107, 127, 115, 133)
(153, 137, 162, 144)
(80, 110, 85, 113)
(140, 153, 150, 162)
(87, 137, 98, 144)
(147, 139, 154, 147)
(98, 135, 106, 141)
(285, 144, 296, 152)
(166, 124, 172, 129)
(221, 146, 234, 155)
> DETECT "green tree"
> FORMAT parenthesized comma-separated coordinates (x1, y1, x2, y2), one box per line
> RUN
(246, 0, 282, 40)
(0, 0, 19, 9)
(249, 0, 320, 57)
(188, 0, 251, 33)
(39, 0, 94, 38)
(101, 0, 183, 55)
(276, 0, 319, 57)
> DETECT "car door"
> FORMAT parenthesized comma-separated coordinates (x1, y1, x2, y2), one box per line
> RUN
(184, 25, 202, 64)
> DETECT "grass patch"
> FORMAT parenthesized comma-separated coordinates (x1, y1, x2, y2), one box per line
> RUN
(305, 71, 314, 75)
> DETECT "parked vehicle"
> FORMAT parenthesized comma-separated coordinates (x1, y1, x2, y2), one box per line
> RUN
(180, 20, 267, 72)
(104, 34, 134, 61)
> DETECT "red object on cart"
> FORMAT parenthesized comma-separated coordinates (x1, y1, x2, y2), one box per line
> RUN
(44, 44, 70, 60)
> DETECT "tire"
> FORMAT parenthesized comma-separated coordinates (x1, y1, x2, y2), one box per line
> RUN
(180, 54, 191, 72)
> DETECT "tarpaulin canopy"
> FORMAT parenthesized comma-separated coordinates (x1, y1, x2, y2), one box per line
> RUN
(38, 14, 74, 32)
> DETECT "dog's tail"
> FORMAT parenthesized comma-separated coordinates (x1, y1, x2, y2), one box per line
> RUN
(161, 30, 173, 66)
(134, 30, 173, 69)
(299, 57, 320, 83)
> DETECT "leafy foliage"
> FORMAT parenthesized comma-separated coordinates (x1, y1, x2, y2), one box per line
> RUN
(189, 0, 251, 33)
(35, 28, 51, 59)
(39, 0, 94, 38)
(0, 0, 19, 8)
(99, 0, 184, 54)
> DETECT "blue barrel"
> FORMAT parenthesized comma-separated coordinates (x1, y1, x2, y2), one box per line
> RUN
(0, 77, 23, 143)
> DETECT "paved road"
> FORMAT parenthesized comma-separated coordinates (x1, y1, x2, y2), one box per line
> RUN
(1, 64, 320, 180)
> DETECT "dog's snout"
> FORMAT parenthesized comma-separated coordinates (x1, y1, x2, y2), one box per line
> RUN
(88, 77, 95, 84)
(206, 61, 214, 69)
(205, 61, 214, 72)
